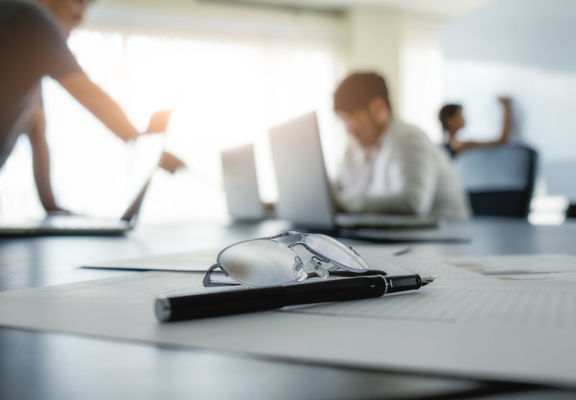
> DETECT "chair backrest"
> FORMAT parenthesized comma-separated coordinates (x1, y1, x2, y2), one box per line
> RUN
(453, 145, 538, 218)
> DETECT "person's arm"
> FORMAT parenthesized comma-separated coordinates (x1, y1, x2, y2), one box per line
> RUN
(27, 105, 68, 214)
(58, 72, 187, 172)
(496, 96, 512, 143)
(451, 97, 512, 154)
(57, 71, 140, 142)
(337, 132, 438, 215)
(20, 2, 186, 173)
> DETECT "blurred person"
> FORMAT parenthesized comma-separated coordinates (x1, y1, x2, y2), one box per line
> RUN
(333, 72, 470, 219)
(0, 0, 185, 214)
(439, 97, 512, 157)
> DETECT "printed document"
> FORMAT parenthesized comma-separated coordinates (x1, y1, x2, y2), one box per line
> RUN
(1, 254, 576, 388)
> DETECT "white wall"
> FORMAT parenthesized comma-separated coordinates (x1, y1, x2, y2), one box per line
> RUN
(442, 0, 576, 198)
(399, 14, 444, 142)
(346, 7, 445, 140)
(346, 7, 402, 111)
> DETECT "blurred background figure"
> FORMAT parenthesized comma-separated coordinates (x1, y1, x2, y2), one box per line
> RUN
(333, 72, 470, 219)
(0, 0, 185, 215)
(439, 97, 513, 157)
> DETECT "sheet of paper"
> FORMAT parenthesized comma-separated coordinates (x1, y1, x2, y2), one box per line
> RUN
(354, 249, 483, 280)
(441, 254, 576, 281)
(355, 252, 576, 282)
(292, 279, 576, 329)
(1, 258, 576, 388)
(82, 249, 221, 272)
(82, 246, 411, 273)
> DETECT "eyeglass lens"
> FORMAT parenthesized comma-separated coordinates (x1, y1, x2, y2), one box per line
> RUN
(303, 234, 369, 271)
(219, 239, 305, 287)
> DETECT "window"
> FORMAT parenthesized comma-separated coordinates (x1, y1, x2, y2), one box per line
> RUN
(0, 21, 346, 223)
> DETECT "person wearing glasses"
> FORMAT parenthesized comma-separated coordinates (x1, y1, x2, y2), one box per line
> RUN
(0, 0, 185, 214)
(439, 97, 513, 158)
(333, 72, 470, 219)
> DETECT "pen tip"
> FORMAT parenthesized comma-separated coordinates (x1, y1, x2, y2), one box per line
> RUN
(421, 276, 436, 286)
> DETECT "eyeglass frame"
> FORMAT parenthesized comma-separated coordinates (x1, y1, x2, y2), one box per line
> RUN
(203, 231, 387, 287)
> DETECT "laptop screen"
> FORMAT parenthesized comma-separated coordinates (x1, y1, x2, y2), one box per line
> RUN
(268, 112, 336, 229)
(120, 133, 165, 222)
(220, 144, 265, 221)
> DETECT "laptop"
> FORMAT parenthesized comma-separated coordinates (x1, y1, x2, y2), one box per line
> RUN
(0, 133, 165, 236)
(268, 112, 440, 238)
(220, 144, 268, 222)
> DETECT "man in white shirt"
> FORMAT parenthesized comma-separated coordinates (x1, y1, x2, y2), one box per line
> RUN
(334, 72, 470, 219)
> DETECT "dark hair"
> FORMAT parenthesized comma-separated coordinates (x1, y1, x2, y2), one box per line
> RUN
(439, 104, 462, 130)
(333, 72, 392, 114)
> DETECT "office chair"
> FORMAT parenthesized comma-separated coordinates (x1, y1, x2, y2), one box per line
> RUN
(453, 145, 538, 218)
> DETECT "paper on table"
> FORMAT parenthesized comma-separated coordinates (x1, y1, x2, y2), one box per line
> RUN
(292, 279, 576, 329)
(441, 254, 576, 281)
(355, 252, 576, 282)
(82, 246, 411, 273)
(82, 249, 220, 272)
(1, 259, 576, 388)
(355, 249, 482, 280)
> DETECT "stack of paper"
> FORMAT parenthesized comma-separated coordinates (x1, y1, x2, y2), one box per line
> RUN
(1, 254, 576, 388)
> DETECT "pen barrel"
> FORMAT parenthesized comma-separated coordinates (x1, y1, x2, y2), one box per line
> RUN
(384, 274, 422, 294)
(156, 286, 284, 322)
(155, 276, 388, 322)
(283, 276, 386, 306)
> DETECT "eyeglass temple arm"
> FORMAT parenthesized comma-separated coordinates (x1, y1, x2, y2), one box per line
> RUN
(214, 232, 301, 260)
(203, 264, 241, 287)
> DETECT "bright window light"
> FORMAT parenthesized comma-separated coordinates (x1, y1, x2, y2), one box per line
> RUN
(0, 26, 346, 224)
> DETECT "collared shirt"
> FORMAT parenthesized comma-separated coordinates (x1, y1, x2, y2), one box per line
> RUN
(336, 119, 471, 219)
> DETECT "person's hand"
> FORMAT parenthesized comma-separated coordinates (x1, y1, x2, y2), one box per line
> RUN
(263, 202, 276, 217)
(160, 151, 186, 174)
(145, 110, 173, 134)
(497, 96, 512, 106)
(44, 205, 74, 216)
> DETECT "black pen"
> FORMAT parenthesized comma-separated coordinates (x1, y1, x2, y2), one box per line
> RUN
(155, 274, 434, 322)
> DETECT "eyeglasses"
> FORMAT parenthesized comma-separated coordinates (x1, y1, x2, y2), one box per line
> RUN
(203, 231, 386, 287)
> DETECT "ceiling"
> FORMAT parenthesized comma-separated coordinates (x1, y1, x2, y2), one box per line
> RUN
(196, 0, 494, 17)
